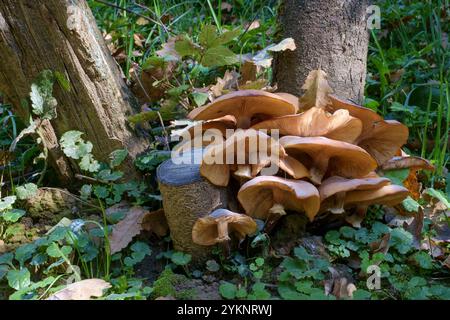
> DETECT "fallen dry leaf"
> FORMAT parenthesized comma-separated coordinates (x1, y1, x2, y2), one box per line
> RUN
(324, 266, 356, 299)
(267, 38, 296, 52)
(210, 70, 239, 98)
(46, 279, 111, 300)
(369, 233, 391, 255)
(156, 36, 182, 61)
(239, 61, 258, 85)
(109, 205, 149, 254)
(142, 209, 169, 237)
(444, 256, 450, 269)
(299, 68, 333, 110)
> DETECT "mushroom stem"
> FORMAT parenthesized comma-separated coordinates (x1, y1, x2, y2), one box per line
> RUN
(217, 220, 231, 242)
(233, 165, 253, 180)
(329, 192, 346, 214)
(264, 204, 287, 233)
(310, 156, 330, 185)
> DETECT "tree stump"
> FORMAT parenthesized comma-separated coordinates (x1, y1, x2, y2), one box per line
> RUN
(157, 150, 229, 262)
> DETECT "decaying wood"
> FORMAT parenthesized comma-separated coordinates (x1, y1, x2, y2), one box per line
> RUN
(0, 0, 148, 183)
(274, 0, 370, 103)
(157, 151, 229, 262)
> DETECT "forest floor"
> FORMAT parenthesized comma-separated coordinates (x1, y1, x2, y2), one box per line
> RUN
(0, 0, 449, 300)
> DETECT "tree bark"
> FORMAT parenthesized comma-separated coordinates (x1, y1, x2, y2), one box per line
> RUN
(273, 0, 370, 103)
(0, 0, 148, 183)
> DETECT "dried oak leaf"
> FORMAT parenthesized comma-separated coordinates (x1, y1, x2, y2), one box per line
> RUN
(46, 279, 111, 300)
(299, 69, 333, 111)
(109, 205, 148, 254)
(141, 209, 169, 237)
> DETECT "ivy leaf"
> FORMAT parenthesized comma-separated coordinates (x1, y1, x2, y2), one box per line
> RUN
(389, 228, 413, 254)
(412, 251, 433, 269)
(0, 196, 16, 211)
(201, 46, 238, 67)
(15, 243, 37, 267)
(16, 183, 38, 200)
(383, 169, 410, 186)
(60, 131, 93, 159)
(206, 259, 220, 272)
(80, 154, 100, 173)
(109, 149, 128, 168)
(3, 209, 26, 223)
(7, 268, 31, 290)
(30, 70, 57, 120)
(93, 185, 109, 199)
(46, 243, 72, 258)
(219, 282, 237, 299)
(97, 169, 123, 182)
(0, 252, 14, 265)
(171, 252, 192, 266)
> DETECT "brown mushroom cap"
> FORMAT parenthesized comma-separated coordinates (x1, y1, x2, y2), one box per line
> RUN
(344, 185, 409, 207)
(328, 95, 409, 165)
(187, 90, 298, 129)
(200, 130, 309, 186)
(237, 176, 320, 221)
(380, 155, 435, 172)
(251, 107, 362, 143)
(192, 209, 257, 246)
(319, 176, 391, 214)
(279, 136, 377, 184)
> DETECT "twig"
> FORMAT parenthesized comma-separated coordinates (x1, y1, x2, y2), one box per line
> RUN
(94, 0, 171, 33)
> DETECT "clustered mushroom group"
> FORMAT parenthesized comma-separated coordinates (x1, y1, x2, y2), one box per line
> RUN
(182, 70, 433, 250)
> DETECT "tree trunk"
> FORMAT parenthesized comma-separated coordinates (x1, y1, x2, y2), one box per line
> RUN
(273, 0, 370, 103)
(0, 0, 148, 183)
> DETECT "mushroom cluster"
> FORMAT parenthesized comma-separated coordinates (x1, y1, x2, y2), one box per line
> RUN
(182, 72, 429, 249)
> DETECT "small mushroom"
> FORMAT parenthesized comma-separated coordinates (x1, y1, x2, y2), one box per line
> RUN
(319, 176, 391, 214)
(201, 130, 309, 186)
(188, 90, 298, 129)
(279, 136, 377, 185)
(192, 209, 257, 255)
(344, 184, 409, 208)
(252, 107, 362, 143)
(380, 153, 434, 199)
(237, 176, 320, 231)
(328, 95, 409, 165)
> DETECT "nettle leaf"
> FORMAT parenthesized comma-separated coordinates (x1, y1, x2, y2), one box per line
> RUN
(389, 228, 413, 254)
(383, 169, 409, 186)
(109, 149, 128, 168)
(60, 131, 93, 160)
(16, 183, 38, 200)
(412, 251, 434, 269)
(402, 196, 420, 213)
(30, 70, 58, 120)
(7, 268, 31, 290)
(201, 46, 238, 67)
(3, 209, 26, 223)
(93, 185, 109, 199)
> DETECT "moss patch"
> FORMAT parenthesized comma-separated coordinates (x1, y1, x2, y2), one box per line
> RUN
(152, 268, 197, 299)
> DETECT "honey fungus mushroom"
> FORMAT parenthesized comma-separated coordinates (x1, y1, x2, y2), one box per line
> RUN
(237, 176, 320, 231)
(187, 90, 298, 129)
(251, 107, 362, 143)
(279, 136, 377, 185)
(328, 95, 409, 165)
(319, 176, 391, 214)
(200, 130, 309, 186)
(192, 209, 257, 246)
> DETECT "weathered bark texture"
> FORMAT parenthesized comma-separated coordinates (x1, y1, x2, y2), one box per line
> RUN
(0, 0, 147, 183)
(157, 155, 229, 262)
(274, 0, 370, 103)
